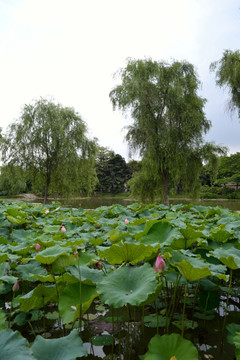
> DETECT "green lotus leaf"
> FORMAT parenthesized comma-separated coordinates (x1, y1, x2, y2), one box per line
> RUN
(141, 221, 180, 246)
(171, 251, 211, 281)
(0, 253, 9, 263)
(211, 245, 240, 269)
(16, 262, 48, 282)
(6, 216, 28, 225)
(59, 283, 98, 324)
(233, 332, 240, 360)
(43, 225, 62, 233)
(31, 329, 87, 359)
(51, 254, 77, 273)
(227, 323, 240, 344)
(77, 251, 97, 266)
(144, 314, 168, 328)
(0, 329, 34, 360)
(141, 333, 198, 360)
(98, 242, 157, 264)
(19, 284, 58, 312)
(35, 245, 71, 264)
(91, 335, 114, 346)
(68, 265, 104, 285)
(209, 224, 232, 242)
(97, 263, 157, 308)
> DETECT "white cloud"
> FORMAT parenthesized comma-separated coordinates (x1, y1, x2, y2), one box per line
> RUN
(0, 0, 239, 159)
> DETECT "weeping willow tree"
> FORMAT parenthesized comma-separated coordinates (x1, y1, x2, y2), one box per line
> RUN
(110, 58, 213, 205)
(210, 49, 240, 118)
(1, 98, 98, 203)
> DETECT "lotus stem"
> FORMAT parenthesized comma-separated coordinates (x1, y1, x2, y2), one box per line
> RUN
(77, 256, 82, 330)
(222, 268, 233, 342)
(181, 282, 188, 337)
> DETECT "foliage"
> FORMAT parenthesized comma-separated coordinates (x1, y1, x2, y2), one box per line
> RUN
(110, 58, 216, 205)
(95, 147, 131, 193)
(0, 200, 239, 358)
(210, 49, 240, 118)
(0, 164, 27, 195)
(1, 98, 98, 202)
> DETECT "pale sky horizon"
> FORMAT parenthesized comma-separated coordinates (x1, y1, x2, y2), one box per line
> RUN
(0, 0, 239, 161)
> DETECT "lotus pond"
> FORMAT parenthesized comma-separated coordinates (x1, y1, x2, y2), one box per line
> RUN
(1, 201, 240, 359)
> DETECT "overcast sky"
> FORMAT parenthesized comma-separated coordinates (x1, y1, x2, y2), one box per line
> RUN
(0, 0, 239, 160)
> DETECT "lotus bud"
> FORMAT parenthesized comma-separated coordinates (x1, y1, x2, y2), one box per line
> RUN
(35, 243, 41, 251)
(61, 225, 66, 233)
(12, 281, 19, 292)
(45, 209, 49, 214)
(95, 261, 103, 270)
(154, 254, 166, 273)
(124, 218, 129, 224)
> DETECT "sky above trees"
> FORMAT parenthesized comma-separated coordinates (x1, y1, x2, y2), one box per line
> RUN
(0, 0, 239, 159)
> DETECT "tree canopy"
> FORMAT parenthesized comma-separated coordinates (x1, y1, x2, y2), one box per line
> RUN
(95, 147, 130, 193)
(110, 58, 212, 204)
(1, 98, 98, 202)
(210, 49, 240, 118)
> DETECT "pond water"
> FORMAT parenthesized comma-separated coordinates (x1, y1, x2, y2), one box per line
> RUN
(42, 196, 240, 211)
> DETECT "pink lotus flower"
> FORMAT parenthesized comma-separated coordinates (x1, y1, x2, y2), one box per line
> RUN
(12, 281, 19, 292)
(124, 218, 129, 224)
(154, 254, 166, 273)
(61, 225, 66, 233)
(45, 209, 49, 214)
(35, 243, 41, 251)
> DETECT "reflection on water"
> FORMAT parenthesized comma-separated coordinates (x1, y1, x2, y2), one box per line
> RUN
(57, 197, 240, 212)
(5, 195, 240, 211)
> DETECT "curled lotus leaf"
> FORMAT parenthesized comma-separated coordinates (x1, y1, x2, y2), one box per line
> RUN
(171, 250, 212, 281)
(211, 245, 240, 270)
(141, 333, 198, 360)
(97, 263, 157, 308)
(98, 242, 157, 264)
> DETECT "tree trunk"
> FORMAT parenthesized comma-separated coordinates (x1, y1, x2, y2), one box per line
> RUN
(162, 172, 169, 206)
(44, 173, 50, 204)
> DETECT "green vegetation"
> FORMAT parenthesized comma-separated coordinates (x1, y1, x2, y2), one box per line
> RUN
(0, 98, 98, 203)
(109, 58, 224, 205)
(210, 49, 240, 119)
(0, 201, 239, 359)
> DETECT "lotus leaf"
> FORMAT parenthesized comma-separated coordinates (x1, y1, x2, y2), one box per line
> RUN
(211, 245, 240, 269)
(16, 262, 47, 282)
(68, 265, 104, 285)
(141, 333, 198, 360)
(97, 263, 157, 308)
(98, 242, 157, 264)
(141, 221, 180, 246)
(35, 245, 71, 264)
(19, 284, 58, 312)
(0, 329, 34, 360)
(171, 251, 212, 281)
(59, 283, 98, 324)
(31, 329, 87, 359)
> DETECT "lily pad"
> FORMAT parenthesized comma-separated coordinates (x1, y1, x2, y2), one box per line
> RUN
(141, 333, 198, 360)
(31, 329, 87, 359)
(97, 263, 157, 308)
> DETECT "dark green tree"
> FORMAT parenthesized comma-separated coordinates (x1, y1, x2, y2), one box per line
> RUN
(110, 58, 211, 204)
(217, 152, 240, 189)
(95, 147, 130, 193)
(1, 98, 98, 203)
(0, 165, 27, 195)
(210, 49, 240, 118)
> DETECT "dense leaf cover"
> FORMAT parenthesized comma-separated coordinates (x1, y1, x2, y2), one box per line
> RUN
(0, 201, 240, 359)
